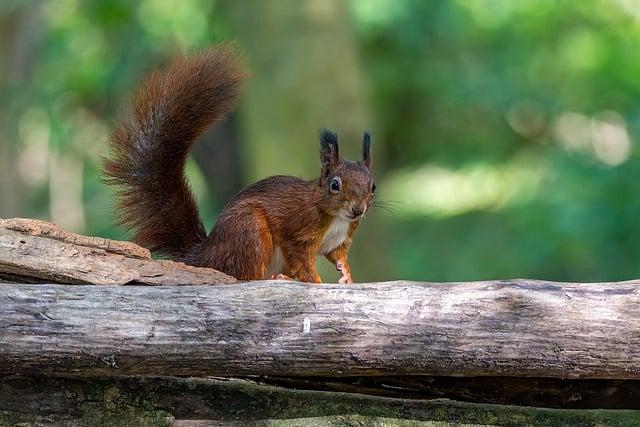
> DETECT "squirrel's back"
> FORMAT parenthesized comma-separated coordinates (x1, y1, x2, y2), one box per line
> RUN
(104, 47, 245, 259)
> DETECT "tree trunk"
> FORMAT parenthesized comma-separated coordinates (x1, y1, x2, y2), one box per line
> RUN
(191, 118, 245, 210)
(0, 4, 43, 217)
(220, 0, 371, 182)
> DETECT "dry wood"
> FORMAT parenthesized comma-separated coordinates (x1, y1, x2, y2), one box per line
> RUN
(1, 280, 639, 379)
(0, 218, 235, 285)
(0, 218, 150, 258)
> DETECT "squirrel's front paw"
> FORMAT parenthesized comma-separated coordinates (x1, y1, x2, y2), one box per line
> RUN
(338, 274, 353, 284)
(270, 273, 293, 281)
(336, 262, 353, 284)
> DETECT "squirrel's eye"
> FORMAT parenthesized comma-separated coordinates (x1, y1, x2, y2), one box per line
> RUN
(372, 183, 376, 193)
(330, 177, 341, 193)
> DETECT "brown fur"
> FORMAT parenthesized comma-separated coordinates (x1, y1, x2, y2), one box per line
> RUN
(104, 47, 373, 282)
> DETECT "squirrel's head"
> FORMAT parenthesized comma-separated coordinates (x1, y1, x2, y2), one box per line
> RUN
(319, 129, 374, 221)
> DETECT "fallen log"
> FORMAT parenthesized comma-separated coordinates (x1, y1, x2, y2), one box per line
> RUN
(2, 218, 640, 415)
(0, 218, 235, 285)
(1, 279, 639, 379)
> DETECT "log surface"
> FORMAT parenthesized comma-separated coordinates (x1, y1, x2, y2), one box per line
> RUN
(0, 218, 235, 285)
(0, 279, 639, 379)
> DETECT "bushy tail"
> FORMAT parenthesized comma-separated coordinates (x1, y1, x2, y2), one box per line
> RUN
(104, 46, 244, 259)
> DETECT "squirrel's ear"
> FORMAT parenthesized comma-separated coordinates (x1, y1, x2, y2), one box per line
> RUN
(362, 131, 371, 169)
(319, 129, 340, 173)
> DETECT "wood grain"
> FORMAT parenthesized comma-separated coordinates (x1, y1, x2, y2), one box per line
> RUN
(0, 218, 235, 285)
(1, 279, 639, 379)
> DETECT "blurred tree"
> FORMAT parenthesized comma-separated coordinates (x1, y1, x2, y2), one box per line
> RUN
(220, 0, 371, 182)
(0, 3, 43, 217)
(191, 117, 245, 209)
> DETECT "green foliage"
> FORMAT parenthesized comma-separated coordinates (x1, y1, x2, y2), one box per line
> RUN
(3, 0, 640, 282)
(349, 0, 640, 282)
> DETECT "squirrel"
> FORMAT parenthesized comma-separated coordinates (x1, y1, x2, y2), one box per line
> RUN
(103, 46, 375, 283)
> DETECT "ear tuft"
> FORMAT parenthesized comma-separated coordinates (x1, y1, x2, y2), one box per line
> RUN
(362, 131, 371, 169)
(319, 129, 339, 173)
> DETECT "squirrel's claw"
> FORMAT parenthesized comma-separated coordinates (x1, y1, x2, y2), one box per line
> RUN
(270, 273, 293, 281)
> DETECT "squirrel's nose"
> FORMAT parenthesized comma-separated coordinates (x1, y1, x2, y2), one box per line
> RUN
(352, 207, 364, 217)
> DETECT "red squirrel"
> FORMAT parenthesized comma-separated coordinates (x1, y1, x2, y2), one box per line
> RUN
(104, 46, 375, 283)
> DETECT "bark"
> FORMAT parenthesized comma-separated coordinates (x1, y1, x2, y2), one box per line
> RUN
(0, 218, 235, 285)
(1, 277, 639, 379)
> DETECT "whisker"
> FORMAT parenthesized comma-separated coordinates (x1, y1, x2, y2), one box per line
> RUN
(371, 199, 401, 209)
(370, 202, 400, 215)
(372, 203, 399, 210)
(373, 199, 401, 207)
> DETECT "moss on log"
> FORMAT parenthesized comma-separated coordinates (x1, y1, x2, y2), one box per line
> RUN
(1, 376, 639, 426)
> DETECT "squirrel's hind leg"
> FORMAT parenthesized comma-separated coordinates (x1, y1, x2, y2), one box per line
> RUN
(208, 208, 273, 281)
(281, 245, 322, 283)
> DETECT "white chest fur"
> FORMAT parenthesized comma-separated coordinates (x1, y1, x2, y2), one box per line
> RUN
(318, 217, 350, 255)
